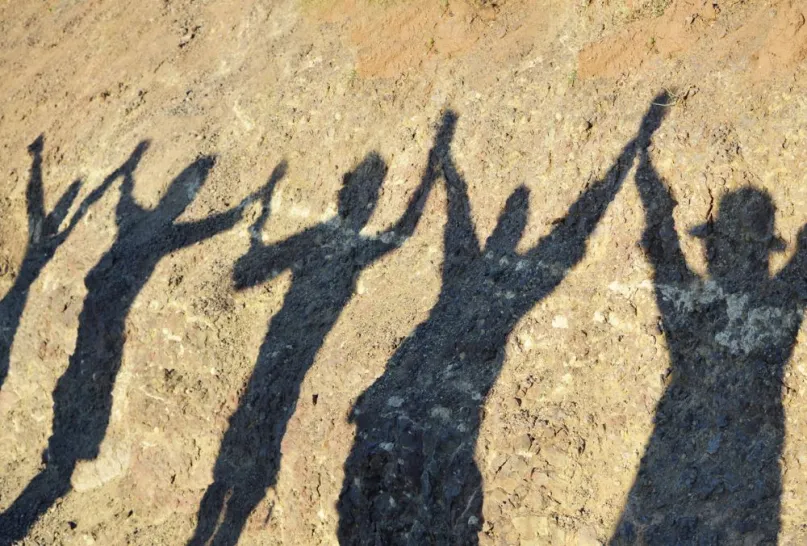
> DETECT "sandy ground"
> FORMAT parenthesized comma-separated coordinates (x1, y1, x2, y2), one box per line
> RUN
(1, 0, 807, 544)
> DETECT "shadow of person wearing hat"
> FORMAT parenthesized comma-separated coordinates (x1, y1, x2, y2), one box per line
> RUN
(611, 99, 807, 544)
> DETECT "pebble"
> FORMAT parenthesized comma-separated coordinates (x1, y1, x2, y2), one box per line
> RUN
(575, 525, 602, 546)
(386, 396, 404, 408)
(511, 515, 548, 538)
(552, 315, 569, 329)
(515, 434, 532, 453)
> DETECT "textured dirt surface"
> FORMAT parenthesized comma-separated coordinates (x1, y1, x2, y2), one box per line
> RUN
(1, 0, 807, 544)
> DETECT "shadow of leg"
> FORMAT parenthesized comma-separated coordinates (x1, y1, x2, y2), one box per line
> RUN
(0, 462, 74, 545)
(188, 482, 229, 546)
(211, 486, 269, 546)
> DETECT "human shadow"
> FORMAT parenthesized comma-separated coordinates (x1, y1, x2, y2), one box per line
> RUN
(0, 147, 260, 544)
(337, 97, 670, 545)
(611, 95, 807, 544)
(0, 135, 135, 392)
(188, 145, 438, 545)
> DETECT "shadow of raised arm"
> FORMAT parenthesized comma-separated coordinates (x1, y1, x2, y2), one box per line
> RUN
(167, 206, 244, 252)
(632, 94, 695, 285)
(248, 160, 287, 247)
(377, 157, 437, 242)
(232, 232, 301, 290)
(230, 162, 299, 290)
(635, 144, 695, 285)
(389, 113, 457, 240)
(166, 160, 288, 253)
(522, 92, 671, 287)
(44, 180, 82, 241)
(366, 135, 442, 260)
(115, 146, 152, 227)
(54, 141, 150, 246)
(436, 110, 482, 278)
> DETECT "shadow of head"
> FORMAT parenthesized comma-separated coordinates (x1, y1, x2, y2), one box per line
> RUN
(28, 134, 45, 155)
(126, 141, 151, 170)
(434, 110, 458, 156)
(485, 185, 530, 254)
(152, 155, 216, 222)
(338, 152, 388, 230)
(691, 187, 785, 284)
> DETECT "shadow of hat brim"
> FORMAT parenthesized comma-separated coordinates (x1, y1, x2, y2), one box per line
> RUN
(688, 222, 788, 252)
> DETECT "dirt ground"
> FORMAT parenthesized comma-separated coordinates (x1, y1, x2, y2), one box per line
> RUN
(1, 0, 807, 544)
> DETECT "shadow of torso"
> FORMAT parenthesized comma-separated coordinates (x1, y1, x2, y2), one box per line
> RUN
(214, 221, 387, 478)
(615, 275, 804, 544)
(340, 250, 544, 545)
(49, 233, 166, 462)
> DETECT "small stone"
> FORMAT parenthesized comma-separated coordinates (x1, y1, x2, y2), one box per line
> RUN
(487, 488, 509, 505)
(517, 332, 535, 352)
(542, 446, 568, 467)
(387, 396, 404, 408)
(707, 433, 721, 455)
(503, 456, 530, 477)
(515, 434, 532, 453)
(531, 470, 551, 487)
(512, 515, 548, 538)
(430, 406, 451, 421)
(521, 488, 548, 511)
(497, 474, 522, 492)
(0, 388, 20, 414)
(552, 315, 568, 329)
(72, 444, 131, 492)
(576, 525, 602, 546)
